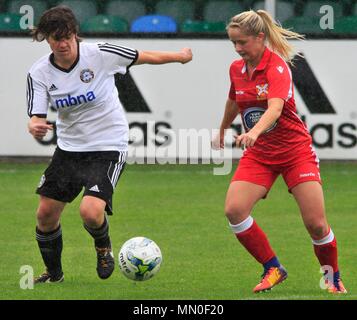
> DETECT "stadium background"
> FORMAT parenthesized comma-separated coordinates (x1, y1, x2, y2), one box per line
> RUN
(0, 0, 356, 301)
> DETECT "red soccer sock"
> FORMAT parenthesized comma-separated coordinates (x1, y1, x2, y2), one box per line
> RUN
(312, 228, 339, 273)
(231, 217, 276, 264)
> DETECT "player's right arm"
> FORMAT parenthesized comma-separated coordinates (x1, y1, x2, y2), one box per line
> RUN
(219, 98, 240, 147)
(212, 98, 239, 149)
(28, 116, 53, 140)
(26, 71, 52, 140)
(212, 64, 240, 149)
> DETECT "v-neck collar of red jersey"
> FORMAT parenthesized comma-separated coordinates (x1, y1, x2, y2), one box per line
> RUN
(242, 47, 272, 77)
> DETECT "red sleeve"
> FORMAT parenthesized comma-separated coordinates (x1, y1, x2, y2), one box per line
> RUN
(228, 63, 236, 100)
(266, 61, 292, 101)
(228, 81, 236, 100)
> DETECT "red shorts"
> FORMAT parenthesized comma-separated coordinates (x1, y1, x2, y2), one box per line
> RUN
(231, 153, 322, 194)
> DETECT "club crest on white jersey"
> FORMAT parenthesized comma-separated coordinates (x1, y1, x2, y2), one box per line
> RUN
(80, 68, 94, 83)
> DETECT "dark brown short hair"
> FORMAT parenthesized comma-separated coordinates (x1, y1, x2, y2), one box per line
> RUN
(31, 6, 80, 41)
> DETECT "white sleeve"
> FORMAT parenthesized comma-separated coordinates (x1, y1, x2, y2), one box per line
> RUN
(26, 72, 49, 117)
(98, 43, 138, 75)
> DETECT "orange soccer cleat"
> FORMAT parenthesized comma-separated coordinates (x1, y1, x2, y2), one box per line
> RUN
(327, 279, 347, 294)
(253, 266, 288, 293)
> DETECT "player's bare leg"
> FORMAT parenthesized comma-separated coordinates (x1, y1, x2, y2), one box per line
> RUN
(292, 181, 328, 238)
(292, 181, 346, 293)
(225, 181, 266, 224)
(35, 196, 66, 283)
(225, 181, 287, 293)
(80, 196, 114, 279)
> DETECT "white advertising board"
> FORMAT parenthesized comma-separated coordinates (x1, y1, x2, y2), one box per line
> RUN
(0, 38, 356, 159)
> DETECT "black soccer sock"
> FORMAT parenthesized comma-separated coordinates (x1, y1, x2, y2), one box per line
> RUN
(83, 216, 111, 248)
(36, 224, 63, 277)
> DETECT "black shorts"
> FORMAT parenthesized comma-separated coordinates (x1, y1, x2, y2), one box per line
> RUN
(36, 147, 127, 215)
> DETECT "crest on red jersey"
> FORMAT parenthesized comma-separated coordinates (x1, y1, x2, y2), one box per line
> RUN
(256, 83, 268, 100)
(243, 107, 278, 133)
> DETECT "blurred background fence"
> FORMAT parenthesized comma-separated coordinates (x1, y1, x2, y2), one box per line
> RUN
(1, 0, 357, 36)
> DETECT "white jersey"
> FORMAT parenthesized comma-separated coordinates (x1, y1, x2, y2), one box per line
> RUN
(26, 42, 138, 152)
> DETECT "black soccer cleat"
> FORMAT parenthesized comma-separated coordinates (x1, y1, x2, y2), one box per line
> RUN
(96, 246, 115, 279)
(34, 270, 64, 284)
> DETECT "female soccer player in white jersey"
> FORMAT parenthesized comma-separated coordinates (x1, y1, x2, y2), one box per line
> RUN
(27, 6, 192, 283)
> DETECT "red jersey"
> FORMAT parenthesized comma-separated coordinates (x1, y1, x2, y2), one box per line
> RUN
(229, 47, 312, 165)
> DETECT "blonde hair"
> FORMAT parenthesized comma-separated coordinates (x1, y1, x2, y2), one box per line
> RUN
(226, 10, 304, 63)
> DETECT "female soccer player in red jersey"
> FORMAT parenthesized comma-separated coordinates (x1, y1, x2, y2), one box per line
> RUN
(217, 10, 346, 294)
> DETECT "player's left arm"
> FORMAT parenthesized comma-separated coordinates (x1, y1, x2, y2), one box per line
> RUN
(249, 98, 284, 137)
(236, 99, 283, 148)
(135, 48, 193, 65)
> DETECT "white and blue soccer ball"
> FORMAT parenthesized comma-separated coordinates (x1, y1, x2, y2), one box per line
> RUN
(118, 237, 162, 281)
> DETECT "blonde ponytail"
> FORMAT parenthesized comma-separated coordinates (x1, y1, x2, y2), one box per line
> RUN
(227, 10, 304, 63)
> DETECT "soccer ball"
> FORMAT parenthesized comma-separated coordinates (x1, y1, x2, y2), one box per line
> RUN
(118, 237, 162, 281)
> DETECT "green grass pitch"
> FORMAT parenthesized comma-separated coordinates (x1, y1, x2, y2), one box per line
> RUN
(0, 162, 356, 300)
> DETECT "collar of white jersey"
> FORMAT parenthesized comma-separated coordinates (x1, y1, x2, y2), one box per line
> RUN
(49, 41, 80, 73)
